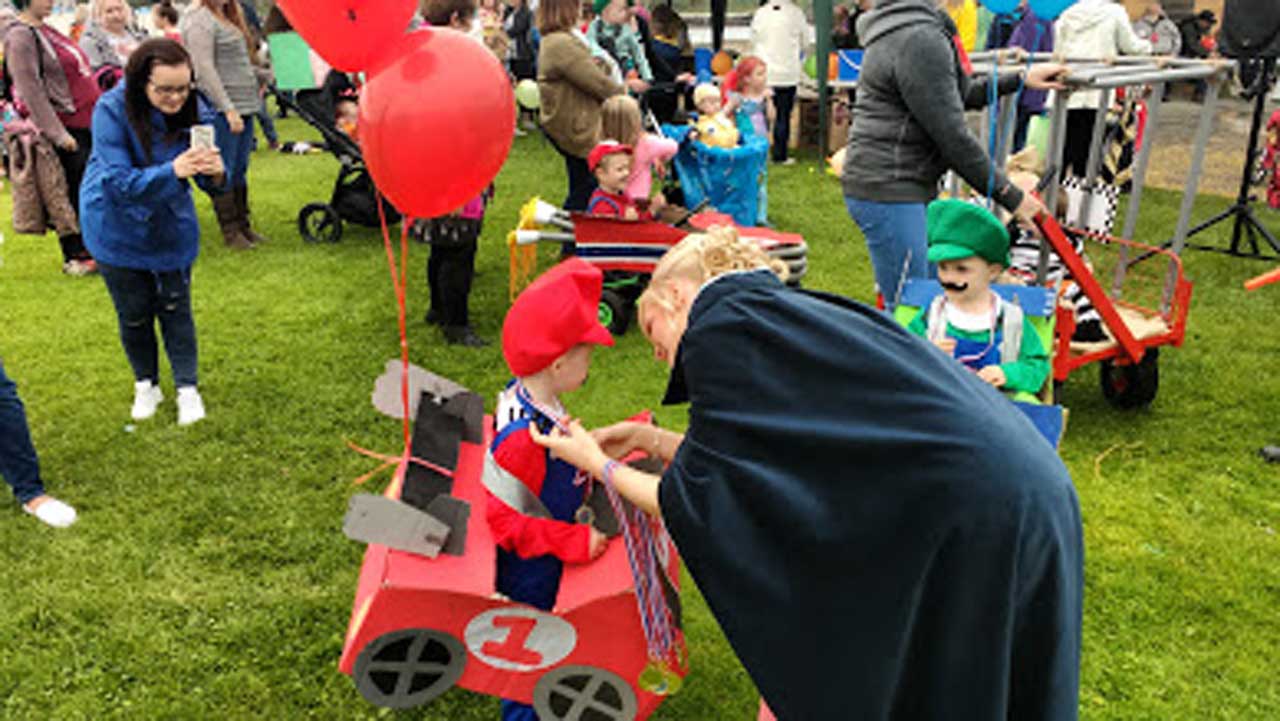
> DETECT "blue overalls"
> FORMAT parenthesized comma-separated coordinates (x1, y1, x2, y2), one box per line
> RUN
(952, 327, 1005, 373)
(492, 393, 586, 721)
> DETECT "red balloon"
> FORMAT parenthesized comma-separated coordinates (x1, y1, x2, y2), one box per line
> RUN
(360, 29, 515, 219)
(276, 0, 417, 72)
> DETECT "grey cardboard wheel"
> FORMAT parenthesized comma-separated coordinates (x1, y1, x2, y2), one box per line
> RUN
(353, 629, 466, 709)
(533, 665, 638, 721)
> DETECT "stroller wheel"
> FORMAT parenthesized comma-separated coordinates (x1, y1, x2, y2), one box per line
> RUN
(299, 203, 343, 243)
(599, 289, 632, 336)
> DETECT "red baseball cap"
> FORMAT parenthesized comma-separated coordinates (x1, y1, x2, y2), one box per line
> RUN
(587, 140, 633, 172)
(502, 258, 616, 377)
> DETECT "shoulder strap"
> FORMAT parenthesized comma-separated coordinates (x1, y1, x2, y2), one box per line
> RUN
(482, 451, 553, 520)
(999, 296, 1024, 365)
(588, 194, 623, 215)
(925, 295, 948, 343)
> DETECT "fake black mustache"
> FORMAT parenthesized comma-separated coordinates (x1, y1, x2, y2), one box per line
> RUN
(940, 281, 969, 292)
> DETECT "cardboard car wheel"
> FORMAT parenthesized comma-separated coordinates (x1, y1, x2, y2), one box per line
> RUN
(1100, 347, 1159, 409)
(298, 202, 343, 243)
(533, 665, 638, 721)
(353, 628, 466, 709)
(599, 289, 632, 336)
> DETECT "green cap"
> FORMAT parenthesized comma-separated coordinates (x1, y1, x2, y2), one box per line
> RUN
(926, 199, 1011, 266)
(594, 0, 625, 15)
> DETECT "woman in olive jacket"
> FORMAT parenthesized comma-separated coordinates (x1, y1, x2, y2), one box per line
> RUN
(535, 0, 628, 211)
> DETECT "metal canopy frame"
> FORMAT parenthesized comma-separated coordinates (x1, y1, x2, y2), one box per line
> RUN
(963, 54, 1234, 306)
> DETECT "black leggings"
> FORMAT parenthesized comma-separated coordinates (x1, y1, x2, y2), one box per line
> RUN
(425, 218, 481, 328)
(54, 127, 92, 262)
(1062, 109, 1097, 180)
(771, 85, 797, 162)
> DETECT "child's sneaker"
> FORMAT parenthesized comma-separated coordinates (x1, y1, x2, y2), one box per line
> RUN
(131, 380, 163, 420)
(176, 386, 206, 426)
(23, 495, 77, 528)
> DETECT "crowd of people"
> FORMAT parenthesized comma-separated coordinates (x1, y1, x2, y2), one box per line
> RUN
(2, 0, 1248, 718)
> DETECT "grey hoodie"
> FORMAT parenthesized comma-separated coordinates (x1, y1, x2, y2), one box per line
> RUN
(842, 0, 1024, 212)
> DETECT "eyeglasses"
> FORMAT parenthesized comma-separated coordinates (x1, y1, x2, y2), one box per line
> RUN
(148, 82, 193, 98)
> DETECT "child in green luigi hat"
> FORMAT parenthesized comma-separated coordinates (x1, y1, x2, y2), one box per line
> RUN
(906, 200, 1049, 397)
(588, 0, 654, 84)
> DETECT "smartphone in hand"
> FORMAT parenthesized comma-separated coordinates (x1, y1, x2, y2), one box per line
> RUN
(190, 124, 216, 152)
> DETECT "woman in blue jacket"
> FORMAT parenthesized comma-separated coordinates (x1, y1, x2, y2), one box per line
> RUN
(80, 38, 225, 427)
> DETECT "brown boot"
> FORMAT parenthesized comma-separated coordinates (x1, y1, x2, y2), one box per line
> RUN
(213, 193, 254, 250)
(234, 185, 269, 245)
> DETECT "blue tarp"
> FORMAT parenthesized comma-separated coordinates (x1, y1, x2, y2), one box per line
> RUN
(662, 124, 768, 227)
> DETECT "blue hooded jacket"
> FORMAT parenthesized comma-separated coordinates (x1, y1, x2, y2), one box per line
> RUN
(80, 83, 221, 272)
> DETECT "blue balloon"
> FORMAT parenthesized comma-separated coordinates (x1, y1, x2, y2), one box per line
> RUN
(1028, 0, 1077, 21)
(981, 0, 1021, 14)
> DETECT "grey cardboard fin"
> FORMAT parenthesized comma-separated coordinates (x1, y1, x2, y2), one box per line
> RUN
(343, 494, 451, 558)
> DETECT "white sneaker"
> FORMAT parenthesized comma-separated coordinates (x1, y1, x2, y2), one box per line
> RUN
(131, 380, 163, 420)
(23, 496, 77, 528)
(176, 386, 206, 426)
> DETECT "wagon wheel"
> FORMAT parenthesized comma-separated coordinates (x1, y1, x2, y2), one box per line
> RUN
(1100, 347, 1159, 409)
(353, 629, 466, 709)
(533, 665, 638, 721)
(298, 203, 343, 243)
(599, 290, 632, 336)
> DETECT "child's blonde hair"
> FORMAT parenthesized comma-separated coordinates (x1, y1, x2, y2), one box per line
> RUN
(692, 83, 721, 108)
(639, 227, 788, 316)
(600, 95, 643, 147)
(1006, 146, 1044, 177)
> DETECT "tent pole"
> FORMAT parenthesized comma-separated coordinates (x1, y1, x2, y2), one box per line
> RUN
(815, 0, 832, 159)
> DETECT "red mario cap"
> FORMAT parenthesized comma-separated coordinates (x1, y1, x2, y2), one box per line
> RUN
(587, 140, 633, 172)
(502, 258, 616, 376)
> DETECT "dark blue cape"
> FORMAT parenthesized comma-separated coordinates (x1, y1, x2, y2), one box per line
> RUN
(657, 271, 1082, 720)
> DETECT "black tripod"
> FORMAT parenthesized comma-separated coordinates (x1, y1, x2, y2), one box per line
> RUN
(1184, 57, 1280, 259)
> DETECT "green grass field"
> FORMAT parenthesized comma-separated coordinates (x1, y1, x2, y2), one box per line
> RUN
(1, 117, 1278, 719)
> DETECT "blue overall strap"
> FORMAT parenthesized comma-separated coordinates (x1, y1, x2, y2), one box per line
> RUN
(588, 194, 623, 216)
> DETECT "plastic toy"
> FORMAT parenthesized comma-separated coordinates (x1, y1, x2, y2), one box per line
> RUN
(338, 373, 687, 719)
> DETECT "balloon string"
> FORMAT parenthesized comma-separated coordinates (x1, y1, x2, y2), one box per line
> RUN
(345, 440, 458, 486)
(345, 193, 415, 493)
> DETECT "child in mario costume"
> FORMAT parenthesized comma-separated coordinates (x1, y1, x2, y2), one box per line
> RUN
(484, 258, 615, 721)
(906, 200, 1049, 397)
(587, 140, 649, 219)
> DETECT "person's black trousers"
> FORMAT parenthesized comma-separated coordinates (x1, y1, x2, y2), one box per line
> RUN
(771, 85, 797, 163)
(54, 127, 93, 262)
(1063, 108, 1097, 179)
(425, 218, 481, 328)
(546, 134, 596, 212)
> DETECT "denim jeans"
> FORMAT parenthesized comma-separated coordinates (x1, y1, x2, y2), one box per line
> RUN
(213, 112, 256, 190)
(98, 263, 199, 388)
(255, 108, 278, 147)
(843, 197, 931, 311)
(0, 358, 46, 504)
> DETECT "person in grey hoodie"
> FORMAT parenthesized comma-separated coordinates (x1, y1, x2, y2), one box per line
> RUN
(841, 0, 1065, 310)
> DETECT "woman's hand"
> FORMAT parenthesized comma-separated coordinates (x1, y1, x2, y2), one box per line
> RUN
(57, 135, 78, 153)
(1012, 191, 1048, 227)
(1025, 63, 1068, 91)
(625, 77, 650, 94)
(225, 109, 245, 134)
(172, 148, 205, 179)
(528, 420, 609, 478)
(591, 421, 649, 459)
(195, 148, 225, 178)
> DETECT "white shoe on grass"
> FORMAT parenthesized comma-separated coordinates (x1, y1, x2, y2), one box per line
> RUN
(131, 380, 163, 420)
(176, 386, 205, 426)
(23, 495, 77, 528)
